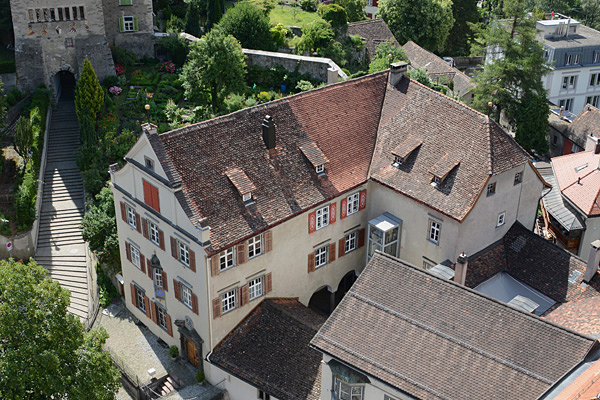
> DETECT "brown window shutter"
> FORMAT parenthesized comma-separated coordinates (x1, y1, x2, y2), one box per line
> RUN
(130, 283, 136, 307)
(308, 211, 316, 234)
(330, 202, 337, 224)
(141, 218, 149, 239)
(173, 280, 180, 302)
(170, 237, 177, 259)
(192, 293, 198, 315)
(140, 254, 146, 274)
(338, 238, 345, 258)
(165, 313, 173, 336)
(144, 295, 151, 319)
(264, 231, 273, 252)
(152, 302, 158, 325)
(125, 242, 132, 262)
(359, 189, 367, 211)
(120, 202, 127, 222)
(210, 255, 219, 277)
(189, 250, 196, 272)
(236, 243, 247, 265)
(358, 228, 366, 248)
(340, 198, 348, 219)
(240, 284, 249, 306)
(329, 243, 336, 263)
(308, 253, 315, 273)
(212, 297, 221, 319)
(265, 272, 272, 294)
(147, 259, 152, 279)
(135, 212, 142, 233)
(159, 229, 165, 251)
(162, 271, 168, 291)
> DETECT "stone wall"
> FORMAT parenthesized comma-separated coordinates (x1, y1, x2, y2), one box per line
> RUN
(102, 0, 155, 58)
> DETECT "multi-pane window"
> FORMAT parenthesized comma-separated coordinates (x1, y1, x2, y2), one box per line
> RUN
(28, 9, 34, 22)
(145, 157, 154, 171)
(316, 206, 329, 230)
(565, 53, 581, 65)
(179, 242, 190, 266)
(514, 172, 523, 185)
(559, 98, 574, 112)
(181, 284, 193, 309)
(123, 16, 134, 32)
(220, 248, 234, 271)
(248, 235, 262, 258)
(487, 182, 496, 196)
(347, 193, 360, 216)
(497, 212, 506, 227)
(258, 390, 271, 400)
(149, 222, 160, 246)
(587, 96, 600, 107)
(156, 306, 167, 329)
(315, 164, 324, 174)
(135, 287, 145, 312)
(131, 245, 140, 268)
(590, 73, 600, 87)
(345, 232, 357, 253)
(58, 8, 64, 21)
(429, 220, 441, 244)
(562, 75, 577, 89)
(423, 260, 435, 270)
(595, 52, 600, 64)
(248, 276, 264, 300)
(154, 268, 163, 288)
(335, 378, 364, 400)
(127, 206, 136, 228)
(79, 6, 85, 19)
(315, 245, 328, 268)
(221, 289, 236, 313)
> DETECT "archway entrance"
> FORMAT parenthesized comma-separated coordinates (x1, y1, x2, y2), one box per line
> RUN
(54, 70, 76, 101)
(335, 270, 357, 305)
(308, 286, 334, 316)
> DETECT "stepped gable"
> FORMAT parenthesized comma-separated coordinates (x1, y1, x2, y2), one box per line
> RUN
(311, 252, 596, 400)
(370, 78, 531, 221)
(157, 73, 387, 252)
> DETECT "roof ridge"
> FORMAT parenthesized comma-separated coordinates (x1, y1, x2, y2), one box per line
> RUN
(486, 116, 493, 175)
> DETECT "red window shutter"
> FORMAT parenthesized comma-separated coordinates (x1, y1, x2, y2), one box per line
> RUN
(144, 295, 151, 319)
(143, 180, 152, 207)
(308, 253, 315, 273)
(147, 259, 153, 279)
(140, 254, 146, 274)
(135, 212, 141, 233)
(192, 293, 198, 315)
(159, 230, 165, 251)
(308, 211, 316, 234)
(340, 198, 348, 219)
(173, 280, 181, 302)
(162, 271, 168, 291)
(170, 237, 177, 259)
(236, 243, 247, 265)
(165, 313, 173, 336)
(152, 185, 160, 212)
(125, 242, 132, 262)
(264, 231, 273, 253)
(330, 203, 337, 224)
(141, 218, 149, 239)
(265, 272, 272, 294)
(152, 302, 158, 325)
(120, 202, 127, 222)
(210, 255, 219, 277)
(130, 283, 136, 307)
(338, 238, 345, 258)
(212, 297, 221, 319)
(358, 228, 366, 248)
(359, 190, 367, 211)
(329, 243, 336, 263)
(189, 250, 196, 272)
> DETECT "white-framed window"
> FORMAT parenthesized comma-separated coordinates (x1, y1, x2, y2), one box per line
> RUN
(123, 16, 135, 32)
(316, 206, 330, 230)
(334, 378, 364, 400)
(428, 220, 441, 244)
(154, 268, 163, 288)
(562, 75, 577, 89)
(595, 52, 600, 64)
(315, 164, 325, 174)
(514, 172, 523, 185)
(559, 98, 574, 112)
(179, 242, 190, 266)
(131, 245, 140, 268)
(248, 276, 264, 300)
(127, 206, 136, 229)
(145, 157, 154, 171)
(587, 95, 600, 107)
(220, 248, 234, 271)
(347, 193, 360, 216)
(497, 212, 506, 227)
(590, 73, 600, 87)
(181, 284, 193, 309)
(487, 182, 496, 196)
(135, 287, 145, 312)
(258, 390, 270, 400)
(242, 192, 252, 202)
(156, 305, 167, 330)
(423, 260, 435, 270)
(149, 222, 160, 246)
(221, 289, 236, 313)
(315, 245, 328, 268)
(565, 53, 581, 65)
(345, 232, 357, 253)
(248, 235, 262, 259)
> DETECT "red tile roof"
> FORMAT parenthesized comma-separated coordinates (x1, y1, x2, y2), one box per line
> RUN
(225, 168, 256, 196)
(552, 150, 600, 216)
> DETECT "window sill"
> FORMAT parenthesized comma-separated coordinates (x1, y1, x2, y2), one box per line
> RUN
(248, 253, 263, 261)
(316, 225, 329, 231)
(219, 265, 234, 273)
(496, 224, 505, 228)
(426, 239, 439, 246)
(222, 308, 236, 315)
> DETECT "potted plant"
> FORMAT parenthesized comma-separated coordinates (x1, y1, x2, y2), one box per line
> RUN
(169, 345, 179, 359)
(196, 369, 205, 386)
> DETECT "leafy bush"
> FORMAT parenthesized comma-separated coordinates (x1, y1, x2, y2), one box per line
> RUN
(300, 0, 318, 11)
(406, 67, 433, 88)
(224, 93, 248, 113)
(14, 173, 36, 227)
(110, 45, 136, 70)
(196, 370, 205, 383)
(169, 345, 179, 358)
(317, 4, 348, 29)
(270, 23, 289, 48)
(102, 75, 119, 88)
(5, 88, 23, 107)
(217, 2, 275, 51)
(81, 188, 121, 270)
(0, 59, 16, 74)
(96, 263, 120, 307)
(157, 34, 189, 67)
(297, 20, 334, 54)
(296, 80, 314, 91)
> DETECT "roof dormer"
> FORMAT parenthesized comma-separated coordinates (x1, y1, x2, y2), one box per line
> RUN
(430, 154, 460, 188)
(226, 168, 256, 205)
(299, 140, 329, 175)
(391, 135, 423, 168)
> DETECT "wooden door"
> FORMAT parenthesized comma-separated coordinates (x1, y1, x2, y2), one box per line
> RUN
(186, 338, 199, 367)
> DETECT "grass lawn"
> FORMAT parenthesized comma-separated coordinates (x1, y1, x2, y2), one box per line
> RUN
(269, 4, 324, 28)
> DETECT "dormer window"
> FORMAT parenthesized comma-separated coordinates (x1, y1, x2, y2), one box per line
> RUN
(431, 176, 441, 187)
(226, 168, 256, 206)
(243, 192, 252, 202)
(299, 140, 329, 175)
(392, 156, 403, 168)
(429, 155, 460, 189)
(315, 164, 324, 174)
(145, 157, 154, 171)
(392, 135, 422, 169)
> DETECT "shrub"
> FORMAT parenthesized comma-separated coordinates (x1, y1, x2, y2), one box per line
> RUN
(96, 264, 120, 307)
(110, 45, 136, 70)
(14, 173, 36, 227)
(108, 86, 122, 96)
(270, 23, 289, 48)
(217, 2, 276, 51)
(257, 91, 272, 103)
(318, 4, 348, 29)
(157, 34, 189, 67)
(169, 345, 179, 358)
(224, 93, 248, 113)
(102, 75, 119, 88)
(195, 370, 205, 383)
(159, 61, 176, 74)
(300, 0, 318, 11)
(296, 80, 314, 91)
(115, 64, 126, 76)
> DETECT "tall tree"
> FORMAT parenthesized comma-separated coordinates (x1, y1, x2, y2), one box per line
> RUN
(579, 0, 600, 31)
(333, 0, 366, 22)
(81, 187, 120, 270)
(75, 58, 104, 146)
(185, 1, 202, 37)
(445, 0, 480, 55)
(472, 0, 551, 154)
(0, 80, 6, 129)
(0, 259, 121, 400)
(206, 0, 225, 31)
(13, 108, 39, 164)
(180, 27, 247, 112)
(218, 2, 275, 50)
(379, 0, 454, 52)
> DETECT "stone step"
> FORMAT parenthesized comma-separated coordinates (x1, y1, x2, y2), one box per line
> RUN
(37, 239, 86, 248)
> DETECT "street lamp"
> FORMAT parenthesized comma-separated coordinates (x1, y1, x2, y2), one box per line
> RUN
(145, 104, 150, 123)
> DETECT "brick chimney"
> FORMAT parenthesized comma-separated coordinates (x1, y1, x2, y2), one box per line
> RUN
(583, 240, 600, 282)
(262, 115, 275, 150)
(454, 252, 468, 286)
(141, 122, 158, 135)
(389, 61, 408, 87)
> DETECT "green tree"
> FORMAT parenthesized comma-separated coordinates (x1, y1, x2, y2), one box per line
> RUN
(368, 40, 408, 73)
(81, 187, 121, 270)
(579, 0, 600, 30)
(318, 4, 349, 29)
(0, 80, 6, 129)
(0, 259, 121, 400)
(218, 2, 275, 50)
(14, 108, 40, 164)
(297, 20, 334, 54)
(181, 28, 247, 112)
(407, 67, 434, 87)
(75, 58, 104, 146)
(271, 23, 289, 48)
(472, 0, 550, 154)
(379, 0, 454, 52)
(185, 1, 202, 37)
(445, 0, 480, 55)
(333, 0, 366, 22)
(206, 0, 225, 30)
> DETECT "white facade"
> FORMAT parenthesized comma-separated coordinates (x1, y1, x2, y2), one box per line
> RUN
(545, 65, 600, 114)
